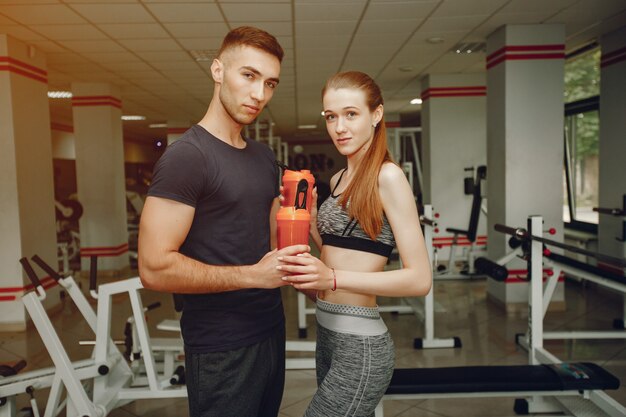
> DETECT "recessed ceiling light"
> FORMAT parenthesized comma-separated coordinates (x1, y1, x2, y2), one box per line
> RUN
(298, 124, 317, 129)
(398, 66, 414, 72)
(121, 115, 146, 121)
(48, 91, 72, 99)
(426, 37, 445, 44)
(451, 42, 486, 54)
(410, 98, 422, 105)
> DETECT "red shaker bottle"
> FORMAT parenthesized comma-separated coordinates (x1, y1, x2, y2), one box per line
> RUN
(282, 169, 315, 212)
(276, 180, 311, 249)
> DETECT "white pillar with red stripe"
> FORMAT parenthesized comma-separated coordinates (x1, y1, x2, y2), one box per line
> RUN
(485, 24, 566, 310)
(420, 73, 487, 259)
(71, 83, 129, 273)
(599, 25, 626, 273)
(0, 35, 60, 330)
(166, 121, 190, 145)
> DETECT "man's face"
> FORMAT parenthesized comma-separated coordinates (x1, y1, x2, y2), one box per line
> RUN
(216, 46, 281, 126)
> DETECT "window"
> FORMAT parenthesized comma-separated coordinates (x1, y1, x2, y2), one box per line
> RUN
(563, 46, 600, 230)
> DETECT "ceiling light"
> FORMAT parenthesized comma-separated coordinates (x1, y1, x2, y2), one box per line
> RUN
(149, 123, 168, 128)
(48, 91, 72, 99)
(451, 42, 486, 54)
(426, 37, 445, 44)
(190, 50, 218, 62)
(410, 98, 422, 105)
(398, 66, 414, 72)
(121, 115, 146, 121)
(298, 124, 317, 129)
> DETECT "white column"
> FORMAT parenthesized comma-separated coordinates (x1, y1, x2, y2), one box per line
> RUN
(598, 26, 626, 273)
(71, 83, 129, 274)
(0, 35, 59, 330)
(486, 24, 566, 310)
(421, 73, 487, 259)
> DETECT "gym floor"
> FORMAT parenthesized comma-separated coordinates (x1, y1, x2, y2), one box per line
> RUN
(2, 272, 626, 416)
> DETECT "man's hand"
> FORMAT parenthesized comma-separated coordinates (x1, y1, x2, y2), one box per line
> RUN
(250, 244, 311, 289)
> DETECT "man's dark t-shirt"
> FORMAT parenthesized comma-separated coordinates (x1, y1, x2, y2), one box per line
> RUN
(147, 125, 282, 353)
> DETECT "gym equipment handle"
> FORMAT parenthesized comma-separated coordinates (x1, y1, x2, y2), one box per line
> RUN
(89, 255, 98, 292)
(419, 216, 435, 227)
(494, 223, 626, 268)
(0, 360, 26, 377)
(593, 207, 624, 216)
(145, 301, 161, 311)
(19, 257, 42, 289)
(31, 255, 63, 282)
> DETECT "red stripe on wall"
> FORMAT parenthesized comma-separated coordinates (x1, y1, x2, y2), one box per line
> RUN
(504, 269, 565, 283)
(601, 45, 626, 61)
(0, 64, 48, 84)
(600, 53, 626, 68)
(0, 276, 56, 293)
(421, 86, 486, 101)
(80, 243, 129, 257)
(0, 295, 16, 302)
(487, 53, 565, 69)
(486, 44, 565, 62)
(433, 235, 487, 241)
(0, 56, 47, 76)
(386, 121, 401, 128)
(72, 95, 122, 109)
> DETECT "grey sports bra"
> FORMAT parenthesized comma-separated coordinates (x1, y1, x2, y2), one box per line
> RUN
(317, 169, 396, 257)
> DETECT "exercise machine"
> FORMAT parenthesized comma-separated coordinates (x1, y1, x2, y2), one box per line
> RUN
(1, 255, 187, 417)
(374, 216, 625, 417)
(435, 166, 488, 279)
(502, 217, 626, 342)
(413, 205, 461, 349)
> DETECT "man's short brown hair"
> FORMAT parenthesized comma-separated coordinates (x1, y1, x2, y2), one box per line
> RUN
(217, 26, 284, 62)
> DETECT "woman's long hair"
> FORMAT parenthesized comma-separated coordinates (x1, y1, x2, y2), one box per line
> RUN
(322, 71, 394, 240)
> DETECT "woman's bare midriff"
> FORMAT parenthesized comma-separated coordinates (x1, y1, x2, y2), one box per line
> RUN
(317, 245, 388, 307)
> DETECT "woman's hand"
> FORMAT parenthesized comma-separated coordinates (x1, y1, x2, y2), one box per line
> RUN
(277, 253, 334, 291)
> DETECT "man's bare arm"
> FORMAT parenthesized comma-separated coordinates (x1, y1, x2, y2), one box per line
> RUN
(138, 196, 308, 293)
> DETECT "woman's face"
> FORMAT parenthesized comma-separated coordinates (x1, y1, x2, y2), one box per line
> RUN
(322, 88, 382, 158)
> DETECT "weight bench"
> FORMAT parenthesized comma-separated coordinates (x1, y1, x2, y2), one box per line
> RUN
(376, 362, 620, 416)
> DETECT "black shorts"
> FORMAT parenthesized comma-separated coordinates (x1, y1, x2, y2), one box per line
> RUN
(185, 324, 286, 417)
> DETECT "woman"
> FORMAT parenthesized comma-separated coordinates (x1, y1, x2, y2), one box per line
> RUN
(278, 71, 432, 417)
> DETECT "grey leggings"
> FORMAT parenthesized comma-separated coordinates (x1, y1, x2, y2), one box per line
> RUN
(304, 300, 395, 417)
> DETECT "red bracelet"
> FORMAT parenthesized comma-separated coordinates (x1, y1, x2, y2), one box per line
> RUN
(331, 268, 337, 291)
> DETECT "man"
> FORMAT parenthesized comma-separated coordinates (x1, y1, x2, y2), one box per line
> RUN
(138, 26, 308, 417)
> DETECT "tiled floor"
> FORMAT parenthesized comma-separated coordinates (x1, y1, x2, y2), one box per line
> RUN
(2, 272, 626, 416)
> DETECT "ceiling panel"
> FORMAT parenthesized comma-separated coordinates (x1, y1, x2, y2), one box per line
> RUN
(98, 23, 171, 40)
(145, 3, 222, 23)
(30, 24, 107, 40)
(70, 4, 155, 24)
(0, 4, 86, 25)
(177, 37, 224, 51)
(163, 22, 229, 38)
(0, 24, 46, 41)
(0, 0, 623, 141)
(80, 51, 143, 63)
(294, 1, 367, 21)
(118, 38, 183, 52)
(222, 2, 291, 22)
(364, 0, 438, 20)
(63, 39, 127, 53)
